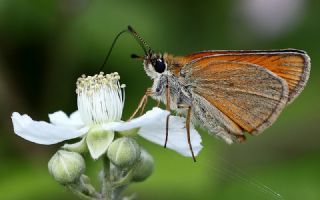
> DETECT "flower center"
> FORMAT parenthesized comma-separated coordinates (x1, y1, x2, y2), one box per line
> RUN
(76, 72, 125, 125)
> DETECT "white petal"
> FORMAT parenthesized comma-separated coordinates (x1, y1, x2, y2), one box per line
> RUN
(49, 111, 85, 129)
(12, 112, 88, 145)
(86, 128, 114, 160)
(138, 114, 203, 157)
(101, 107, 170, 131)
(102, 107, 203, 157)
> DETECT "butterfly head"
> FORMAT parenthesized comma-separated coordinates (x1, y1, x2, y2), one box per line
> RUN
(127, 25, 167, 79)
(141, 52, 167, 79)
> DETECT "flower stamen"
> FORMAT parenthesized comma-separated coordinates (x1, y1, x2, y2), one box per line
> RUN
(76, 72, 125, 125)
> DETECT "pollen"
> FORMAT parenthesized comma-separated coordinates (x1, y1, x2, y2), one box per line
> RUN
(76, 72, 124, 95)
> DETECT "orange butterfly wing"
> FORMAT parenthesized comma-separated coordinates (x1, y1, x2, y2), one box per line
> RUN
(181, 58, 289, 134)
(175, 49, 310, 103)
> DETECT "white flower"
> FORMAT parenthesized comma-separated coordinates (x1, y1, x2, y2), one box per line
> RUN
(11, 72, 203, 159)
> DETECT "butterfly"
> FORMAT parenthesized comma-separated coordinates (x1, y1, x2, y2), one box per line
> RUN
(103, 26, 311, 161)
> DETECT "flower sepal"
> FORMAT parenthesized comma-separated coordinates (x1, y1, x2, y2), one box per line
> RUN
(62, 137, 88, 154)
(117, 127, 140, 137)
(86, 126, 114, 160)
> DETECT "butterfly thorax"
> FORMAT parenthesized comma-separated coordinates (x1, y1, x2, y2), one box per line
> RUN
(143, 53, 193, 111)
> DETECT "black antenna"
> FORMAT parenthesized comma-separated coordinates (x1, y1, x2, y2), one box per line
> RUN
(99, 25, 153, 72)
(99, 29, 128, 71)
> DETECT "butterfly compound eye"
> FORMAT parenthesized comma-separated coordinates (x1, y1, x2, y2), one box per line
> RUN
(154, 59, 166, 73)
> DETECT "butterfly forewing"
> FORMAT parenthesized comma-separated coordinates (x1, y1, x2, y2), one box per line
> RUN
(176, 50, 310, 103)
(182, 59, 289, 134)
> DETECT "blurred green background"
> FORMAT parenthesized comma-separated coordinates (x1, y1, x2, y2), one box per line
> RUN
(1, 0, 319, 199)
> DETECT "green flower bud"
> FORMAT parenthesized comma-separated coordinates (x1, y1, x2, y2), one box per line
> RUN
(132, 149, 154, 182)
(107, 137, 140, 168)
(48, 150, 85, 184)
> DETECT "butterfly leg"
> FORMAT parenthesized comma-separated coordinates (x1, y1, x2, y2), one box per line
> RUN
(177, 104, 196, 162)
(164, 80, 171, 148)
(129, 88, 152, 120)
(140, 94, 149, 116)
(235, 135, 246, 143)
(156, 100, 161, 107)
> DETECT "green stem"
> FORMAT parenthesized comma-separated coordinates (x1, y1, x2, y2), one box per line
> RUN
(102, 157, 113, 200)
(67, 185, 95, 200)
(111, 170, 133, 200)
(67, 176, 102, 200)
(111, 170, 133, 188)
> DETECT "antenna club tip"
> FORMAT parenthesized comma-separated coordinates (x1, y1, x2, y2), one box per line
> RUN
(128, 25, 134, 32)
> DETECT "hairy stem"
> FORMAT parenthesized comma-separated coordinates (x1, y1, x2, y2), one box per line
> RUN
(102, 157, 113, 200)
(67, 175, 102, 200)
